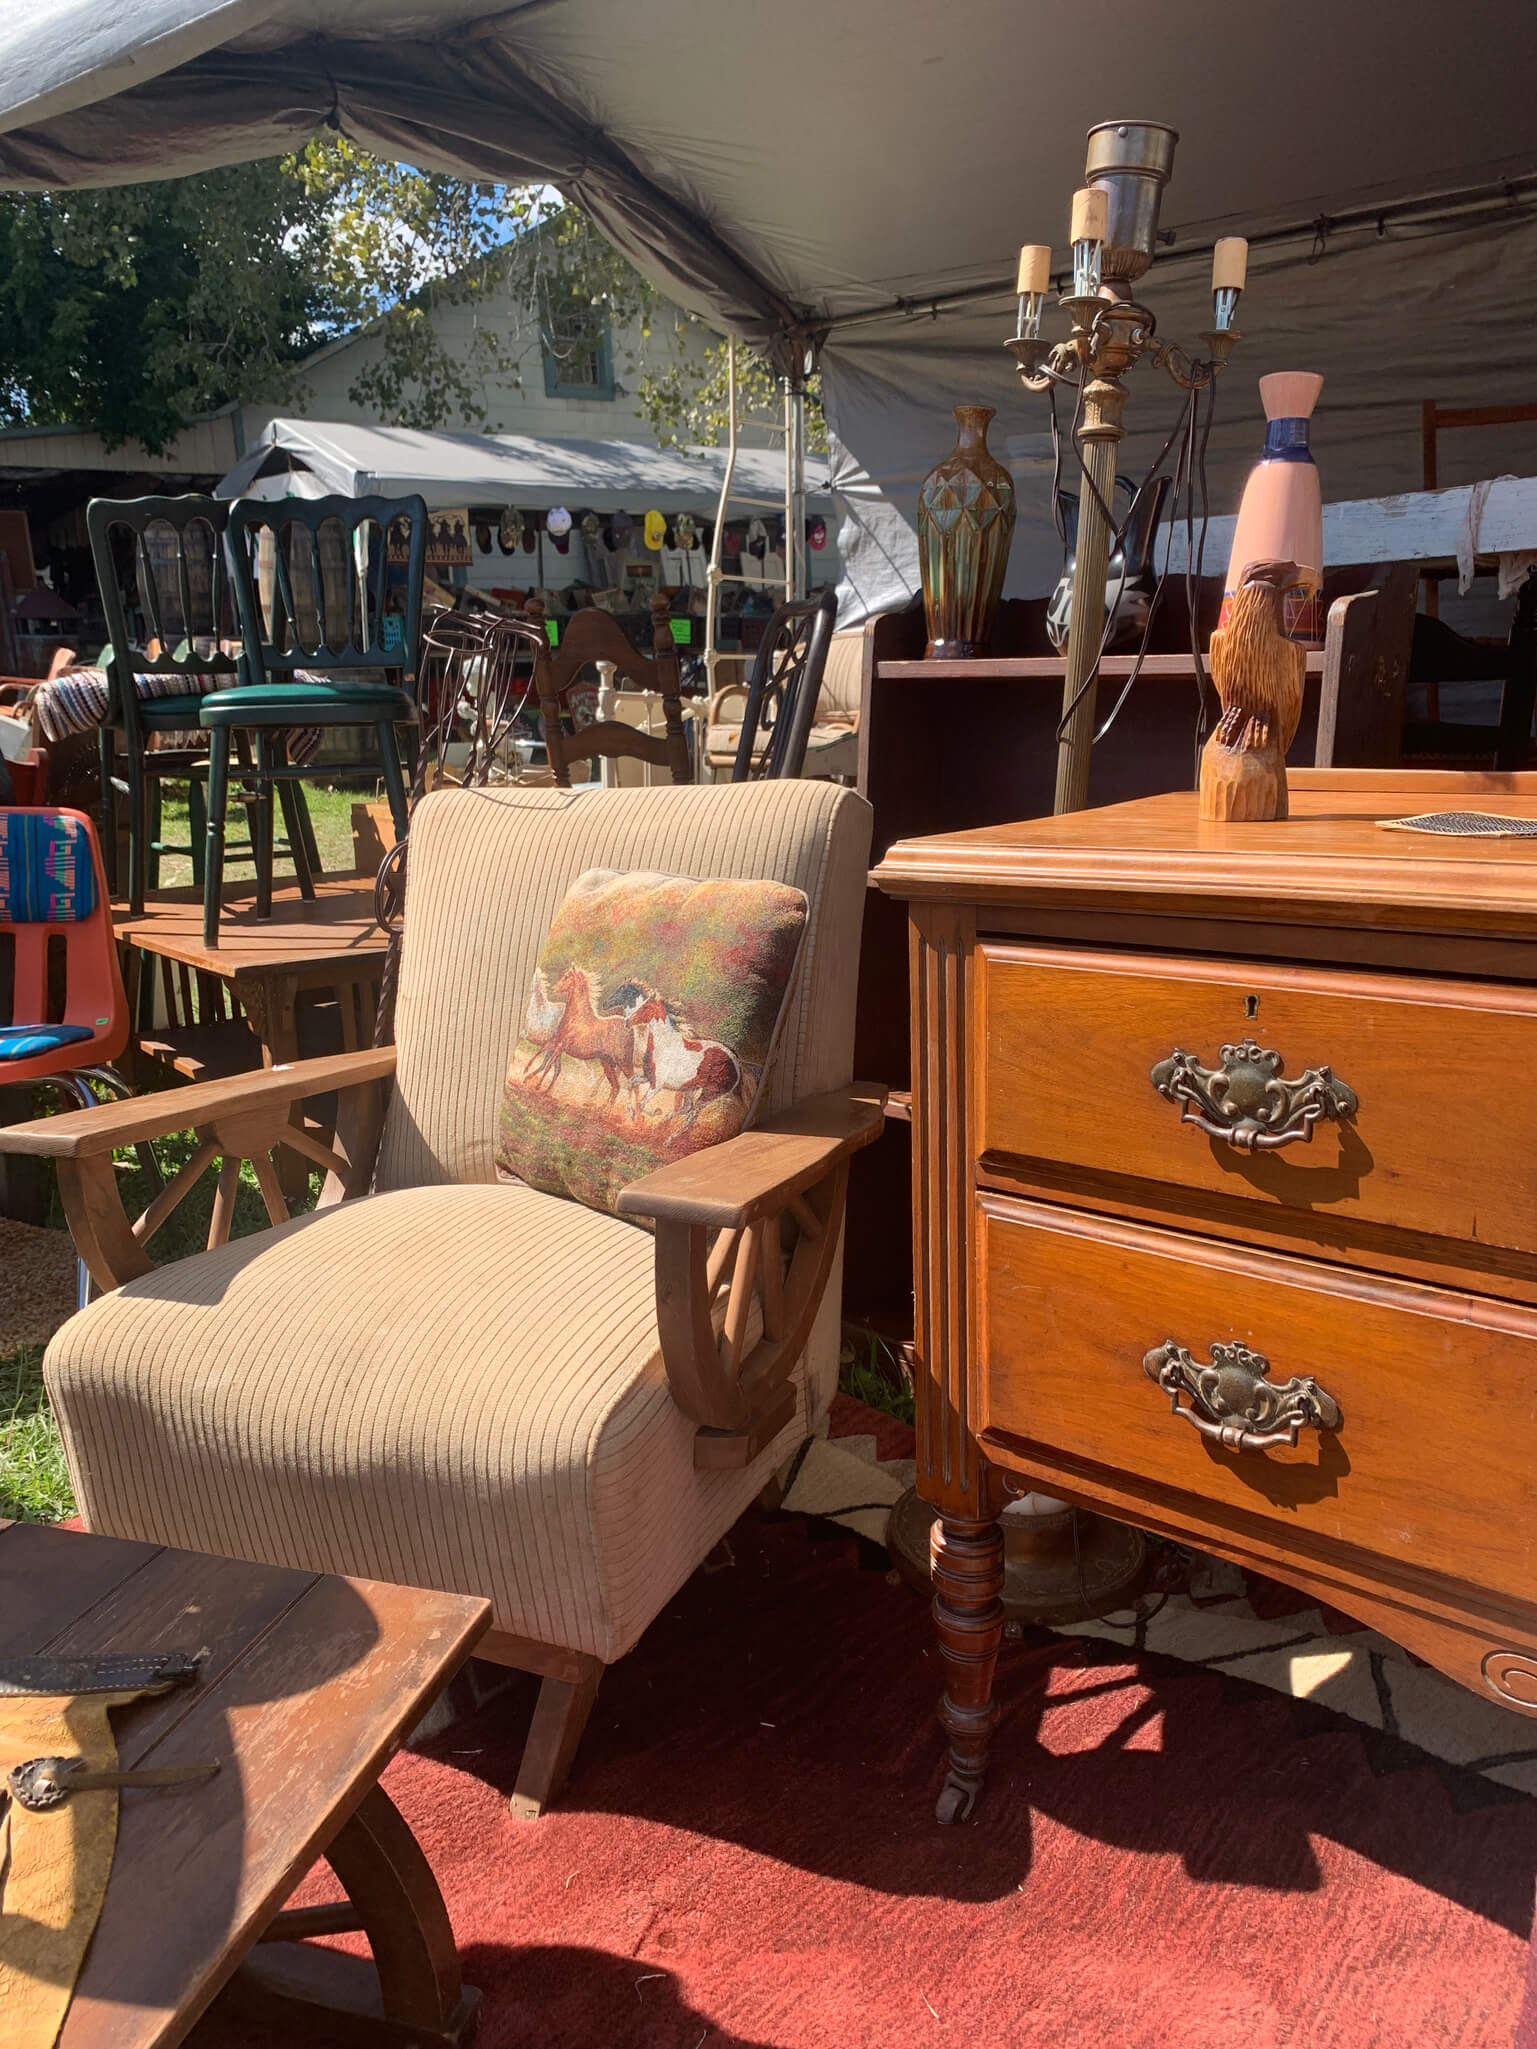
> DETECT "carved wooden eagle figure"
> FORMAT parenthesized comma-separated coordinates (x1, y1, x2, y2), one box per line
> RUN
(1199, 558, 1307, 822)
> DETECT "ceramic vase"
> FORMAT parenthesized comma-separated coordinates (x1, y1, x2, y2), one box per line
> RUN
(1222, 371, 1326, 648)
(917, 405, 1016, 658)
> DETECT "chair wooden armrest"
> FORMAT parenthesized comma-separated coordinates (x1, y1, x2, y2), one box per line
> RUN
(0, 1047, 395, 1293)
(618, 1083, 886, 1470)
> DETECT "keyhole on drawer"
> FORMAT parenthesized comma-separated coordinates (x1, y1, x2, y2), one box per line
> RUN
(1244, 994, 1260, 1021)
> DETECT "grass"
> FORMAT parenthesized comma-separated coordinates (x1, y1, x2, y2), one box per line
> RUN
(152, 779, 369, 891)
(0, 1345, 74, 1523)
(838, 1326, 916, 1427)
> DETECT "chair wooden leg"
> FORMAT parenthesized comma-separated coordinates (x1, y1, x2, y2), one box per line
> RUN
(254, 735, 276, 919)
(147, 776, 162, 896)
(277, 775, 317, 899)
(96, 727, 117, 896)
(188, 773, 207, 886)
(203, 729, 231, 949)
(377, 723, 410, 842)
(509, 1658, 603, 1821)
(127, 748, 149, 916)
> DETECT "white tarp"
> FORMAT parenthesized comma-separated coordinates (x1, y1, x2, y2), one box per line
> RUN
(216, 417, 835, 515)
(1, 2, 1534, 617)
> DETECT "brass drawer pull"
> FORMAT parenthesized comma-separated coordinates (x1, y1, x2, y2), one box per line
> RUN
(1150, 1038, 1357, 1152)
(1143, 1338, 1342, 1453)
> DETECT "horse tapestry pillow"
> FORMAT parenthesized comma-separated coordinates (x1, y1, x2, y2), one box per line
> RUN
(495, 867, 809, 1217)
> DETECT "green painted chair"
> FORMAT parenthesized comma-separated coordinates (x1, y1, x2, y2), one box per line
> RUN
(205, 495, 429, 946)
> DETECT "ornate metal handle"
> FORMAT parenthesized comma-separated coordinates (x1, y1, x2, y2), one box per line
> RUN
(1150, 1038, 1357, 1152)
(1143, 1339, 1342, 1453)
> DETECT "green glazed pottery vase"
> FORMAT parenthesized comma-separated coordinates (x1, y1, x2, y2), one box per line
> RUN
(917, 405, 1017, 659)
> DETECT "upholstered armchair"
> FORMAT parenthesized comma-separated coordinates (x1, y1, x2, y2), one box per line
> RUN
(1, 780, 879, 1817)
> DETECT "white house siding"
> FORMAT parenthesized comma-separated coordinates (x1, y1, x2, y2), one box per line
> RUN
(243, 280, 763, 451)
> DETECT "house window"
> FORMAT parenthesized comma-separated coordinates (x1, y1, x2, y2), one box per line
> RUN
(541, 304, 615, 401)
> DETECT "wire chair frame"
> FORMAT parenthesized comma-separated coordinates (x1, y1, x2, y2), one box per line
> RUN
(372, 609, 547, 1045)
(731, 590, 838, 781)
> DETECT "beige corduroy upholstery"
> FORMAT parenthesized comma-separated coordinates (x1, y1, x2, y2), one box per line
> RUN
(45, 780, 872, 1675)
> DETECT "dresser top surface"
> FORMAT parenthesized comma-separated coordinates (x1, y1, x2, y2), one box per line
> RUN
(872, 769, 1537, 936)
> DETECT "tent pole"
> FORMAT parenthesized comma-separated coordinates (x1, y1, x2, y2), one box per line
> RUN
(786, 375, 808, 601)
(705, 337, 740, 702)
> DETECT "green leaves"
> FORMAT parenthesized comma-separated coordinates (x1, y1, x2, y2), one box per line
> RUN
(0, 138, 818, 453)
(0, 161, 336, 449)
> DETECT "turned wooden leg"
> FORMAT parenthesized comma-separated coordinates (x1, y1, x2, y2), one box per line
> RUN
(230, 1783, 477, 2046)
(931, 1511, 1005, 1824)
(510, 1657, 603, 1821)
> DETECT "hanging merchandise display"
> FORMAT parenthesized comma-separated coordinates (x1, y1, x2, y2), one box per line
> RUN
(808, 516, 827, 552)
(546, 505, 573, 554)
(643, 509, 667, 551)
(605, 510, 634, 552)
(916, 405, 1017, 659)
(498, 508, 524, 554)
(1221, 373, 1326, 647)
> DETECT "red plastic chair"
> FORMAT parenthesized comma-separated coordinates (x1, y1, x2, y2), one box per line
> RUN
(0, 807, 144, 1303)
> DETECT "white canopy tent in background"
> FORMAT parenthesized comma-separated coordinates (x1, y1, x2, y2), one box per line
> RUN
(217, 417, 835, 516)
(1, 1, 1534, 620)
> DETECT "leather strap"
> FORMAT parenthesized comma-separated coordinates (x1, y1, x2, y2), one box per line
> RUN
(0, 1657, 203, 2049)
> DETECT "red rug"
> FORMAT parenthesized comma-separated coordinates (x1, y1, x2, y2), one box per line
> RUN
(195, 1400, 1537, 2049)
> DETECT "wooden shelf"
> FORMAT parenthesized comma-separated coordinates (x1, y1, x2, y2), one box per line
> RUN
(883, 1089, 912, 1124)
(876, 651, 1326, 682)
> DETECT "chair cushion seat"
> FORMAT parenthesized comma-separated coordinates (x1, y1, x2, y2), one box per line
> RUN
(0, 1022, 95, 1061)
(198, 682, 415, 727)
(44, 1181, 806, 1663)
(139, 693, 218, 729)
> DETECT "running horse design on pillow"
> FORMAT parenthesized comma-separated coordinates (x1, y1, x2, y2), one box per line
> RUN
(497, 867, 808, 1217)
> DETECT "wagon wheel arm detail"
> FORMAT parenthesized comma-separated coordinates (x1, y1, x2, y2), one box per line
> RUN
(0, 1047, 396, 1292)
(618, 1083, 888, 1469)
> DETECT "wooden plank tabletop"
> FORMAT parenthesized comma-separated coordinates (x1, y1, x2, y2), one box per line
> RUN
(0, 1520, 488, 2049)
(113, 879, 387, 979)
(876, 651, 1327, 682)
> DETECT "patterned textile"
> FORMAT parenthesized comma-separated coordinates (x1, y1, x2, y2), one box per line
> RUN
(497, 867, 808, 1216)
(28, 667, 323, 763)
(29, 668, 217, 745)
(0, 810, 97, 923)
(0, 1023, 95, 1061)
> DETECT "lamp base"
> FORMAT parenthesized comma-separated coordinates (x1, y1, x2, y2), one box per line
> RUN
(889, 1487, 1147, 1626)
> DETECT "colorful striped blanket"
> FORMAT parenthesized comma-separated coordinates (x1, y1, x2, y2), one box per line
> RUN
(29, 668, 323, 764)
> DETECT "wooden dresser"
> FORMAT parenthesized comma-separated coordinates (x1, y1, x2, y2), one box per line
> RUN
(873, 767, 1537, 1821)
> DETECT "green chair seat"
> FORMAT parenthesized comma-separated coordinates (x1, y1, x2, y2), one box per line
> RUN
(199, 681, 416, 728)
(140, 694, 219, 729)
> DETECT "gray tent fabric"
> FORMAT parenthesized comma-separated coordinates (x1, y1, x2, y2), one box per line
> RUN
(2, 1, 1535, 619)
(216, 417, 834, 513)
(827, 202, 1537, 612)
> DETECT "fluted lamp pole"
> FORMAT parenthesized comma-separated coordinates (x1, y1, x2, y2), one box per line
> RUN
(1007, 122, 1249, 813)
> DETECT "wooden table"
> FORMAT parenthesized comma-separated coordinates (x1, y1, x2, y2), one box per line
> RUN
(115, 878, 389, 1079)
(875, 766, 1537, 1821)
(0, 1518, 489, 2047)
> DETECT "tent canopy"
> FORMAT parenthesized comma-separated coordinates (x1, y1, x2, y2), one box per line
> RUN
(3, 3, 1533, 612)
(217, 417, 833, 515)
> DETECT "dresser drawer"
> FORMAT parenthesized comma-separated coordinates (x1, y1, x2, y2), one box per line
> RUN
(977, 944, 1537, 1260)
(978, 1195, 1537, 1600)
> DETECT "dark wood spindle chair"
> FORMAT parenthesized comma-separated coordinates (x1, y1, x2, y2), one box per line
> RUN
(529, 594, 693, 788)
